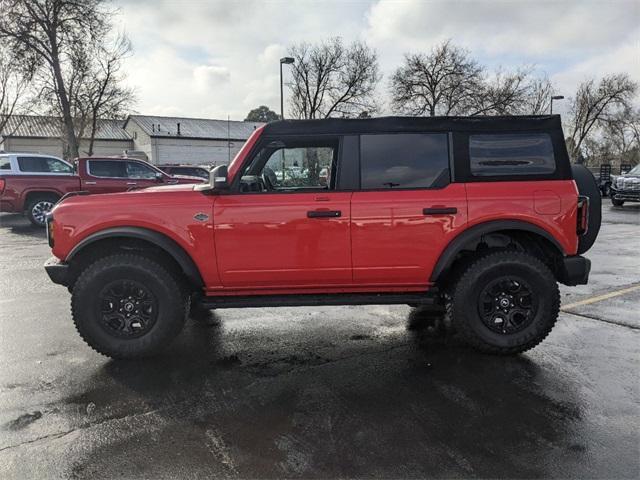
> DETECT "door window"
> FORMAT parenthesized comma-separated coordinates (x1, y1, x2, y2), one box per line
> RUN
(239, 139, 338, 192)
(88, 160, 128, 178)
(17, 156, 72, 173)
(360, 134, 449, 189)
(126, 161, 157, 179)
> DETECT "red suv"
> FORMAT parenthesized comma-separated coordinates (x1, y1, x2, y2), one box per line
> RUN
(44, 116, 601, 359)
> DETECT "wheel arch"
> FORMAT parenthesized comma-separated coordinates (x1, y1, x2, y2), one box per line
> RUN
(23, 189, 62, 208)
(430, 220, 565, 283)
(66, 227, 204, 289)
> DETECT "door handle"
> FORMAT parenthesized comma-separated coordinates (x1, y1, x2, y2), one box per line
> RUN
(423, 207, 457, 215)
(126, 182, 137, 185)
(84, 181, 96, 185)
(307, 210, 341, 218)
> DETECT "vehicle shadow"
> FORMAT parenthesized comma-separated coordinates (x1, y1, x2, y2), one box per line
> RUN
(65, 310, 592, 479)
(0, 213, 46, 239)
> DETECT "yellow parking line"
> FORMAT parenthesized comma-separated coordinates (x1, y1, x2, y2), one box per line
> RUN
(562, 284, 640, 311)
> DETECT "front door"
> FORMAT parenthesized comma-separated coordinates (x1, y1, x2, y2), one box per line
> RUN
(213, 137, 352, 289)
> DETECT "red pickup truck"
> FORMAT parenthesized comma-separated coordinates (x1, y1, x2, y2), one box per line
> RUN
(0, 153, 203, 226)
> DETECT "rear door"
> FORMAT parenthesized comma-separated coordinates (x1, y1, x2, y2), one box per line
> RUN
(351, 133, 467, 287)
(213, 136, 352, 289)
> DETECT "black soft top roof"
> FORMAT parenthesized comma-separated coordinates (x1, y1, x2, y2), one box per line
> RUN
(263, 115, 563, 136)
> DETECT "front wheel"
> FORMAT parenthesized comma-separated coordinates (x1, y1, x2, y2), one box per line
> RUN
(26, 195, 58, 227)
(611, 198, 625, 207)
(71, 254, 189, 359)
(449, 251, 559, 355)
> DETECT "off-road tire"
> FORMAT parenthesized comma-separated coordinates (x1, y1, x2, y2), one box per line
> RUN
(450, 251, 560, 355)
(571, 164, 601, 254)
(71, 253, 189, 359)
(611, 198, 624, 207)
(25, 194, 59, 227)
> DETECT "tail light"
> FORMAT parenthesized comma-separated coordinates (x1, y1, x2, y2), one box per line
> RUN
(0, 178, 5, 194)
(577, 195, 589, 235)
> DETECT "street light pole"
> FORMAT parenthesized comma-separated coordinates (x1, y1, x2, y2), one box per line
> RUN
(550, 95, 564, 114)
(279, 57, 295, 120)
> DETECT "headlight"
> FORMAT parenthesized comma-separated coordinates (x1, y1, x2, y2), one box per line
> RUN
(46, 213, 54, 248)
(616, 177, 625, 188)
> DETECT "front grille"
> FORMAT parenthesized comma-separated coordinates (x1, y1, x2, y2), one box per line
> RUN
(622, 178, 640, 191)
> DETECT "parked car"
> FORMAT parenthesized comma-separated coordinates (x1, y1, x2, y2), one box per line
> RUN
(159, 164, 211, 180)
(44, 115, 601, 359)
(610, 163, 640, 206)
(0, 153, 204, 226)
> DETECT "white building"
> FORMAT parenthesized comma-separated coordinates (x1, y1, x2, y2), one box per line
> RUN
(0, 114, 264, 165)
(0, 116, 132, 158)
(123, 115, 264, 166)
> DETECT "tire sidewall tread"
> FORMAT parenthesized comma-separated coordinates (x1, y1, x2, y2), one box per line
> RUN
(450, 250, 560, 355)
(71, 253, 189, 359)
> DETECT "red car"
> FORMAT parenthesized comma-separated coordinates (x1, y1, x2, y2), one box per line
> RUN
(44, 116, 601, 359)
(0, 154, 203, 226)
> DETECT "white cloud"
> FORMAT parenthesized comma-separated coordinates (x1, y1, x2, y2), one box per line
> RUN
(193, 65, 230, 91)
(114, 0, 639, 120)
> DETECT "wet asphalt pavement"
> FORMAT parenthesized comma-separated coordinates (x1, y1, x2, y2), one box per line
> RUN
(0, 205, 639, 479)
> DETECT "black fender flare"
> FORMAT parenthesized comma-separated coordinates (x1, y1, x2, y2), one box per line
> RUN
(430, 220, 565, 282)
(67, 227, 204, 288)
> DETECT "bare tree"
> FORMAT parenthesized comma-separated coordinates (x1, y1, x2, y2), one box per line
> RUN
(0, 45, 32, 136)
(81, 34, 135, 156)
(390, 41, 483, 116)
(523, 76, 555, 115)
(390, 41, 560, 117)
(466, 68, 533, 116)
(287, 37, 380, 119)
(0, 0, 111, 158)
(566, 73, 638, 160)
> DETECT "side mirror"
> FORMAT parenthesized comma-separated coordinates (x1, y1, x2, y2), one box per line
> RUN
(155, 172, 164, 182)
(211, 165, 229, 190)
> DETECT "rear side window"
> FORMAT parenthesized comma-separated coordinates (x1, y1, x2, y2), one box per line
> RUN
(17, 156, 72, 173)
(360, 133, 449, 189)
(88, 160, 127, 178)
(469, 134, 555, 176)
(0, 158, 10, 170)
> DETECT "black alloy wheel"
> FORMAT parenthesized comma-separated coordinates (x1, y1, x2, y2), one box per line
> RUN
(99, 280, 158, 338)
(477, 277, 536, 334)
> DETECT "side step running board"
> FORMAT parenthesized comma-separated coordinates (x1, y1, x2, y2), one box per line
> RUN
(199, 292, 442, 309)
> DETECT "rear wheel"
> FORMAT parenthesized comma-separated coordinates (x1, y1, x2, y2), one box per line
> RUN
(449, 251, 559, 355)
(71, 254, 189, 359)
(611, 198, 625, 207)
(25, 194, 58, 227)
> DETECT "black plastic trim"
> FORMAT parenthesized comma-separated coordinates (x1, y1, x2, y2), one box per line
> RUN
(558, 255, 590, 286)
(200, 291, 440, 309)
(66, 227, 204, 287)
(44, 256, 69, 286)
(430, 220, 565, 282)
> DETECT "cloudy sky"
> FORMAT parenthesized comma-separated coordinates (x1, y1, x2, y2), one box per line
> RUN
(113, 0, 639, 120)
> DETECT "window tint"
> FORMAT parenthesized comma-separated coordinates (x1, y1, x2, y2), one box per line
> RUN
(17, 156, 72, 173)
(0, 158, 10, 170)
(360, 134, 449, 189)
(88, 160, 127, 178)
(126, 161, 157, 179)
(240, 140, 337, 192)
(469, 134, 555, 176)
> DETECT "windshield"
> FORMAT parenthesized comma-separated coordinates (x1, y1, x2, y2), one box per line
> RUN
(627, 164, 640, 175)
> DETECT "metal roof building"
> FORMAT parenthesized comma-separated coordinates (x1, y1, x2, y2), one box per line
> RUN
(0, 114, 264, 164)
(123, 115, 263, 165)
(0, 115, 133, 159)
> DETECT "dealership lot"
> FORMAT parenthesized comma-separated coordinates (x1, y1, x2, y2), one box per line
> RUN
(0, 206, 638, 479)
